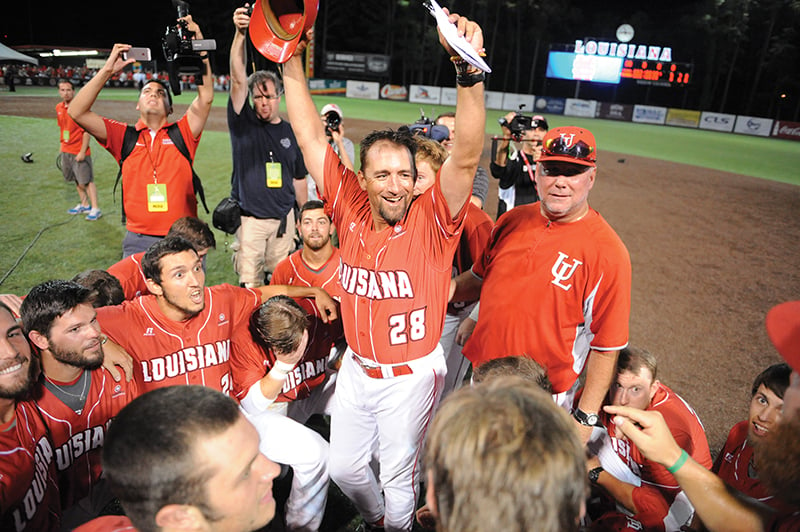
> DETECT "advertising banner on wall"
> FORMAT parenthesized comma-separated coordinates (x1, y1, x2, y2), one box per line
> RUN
(309, 79, 347, 95)
(501, 93, 536, 112)
(699, 112, 736, 132)
(564, 98, 598, 117)
(324, 52, 390, 79)
(409, 85, 441, 105)
(596, 102, 633, 121)
(633, 105, 667, 124)
(534, 96, 566, 115)
(485, 91, 504, 110)
(345, 80, 380, 100)
(772, 121, 800, 141)
(734, 116, 773, 137)
(379, 84, 408, 101)
(666, 109, 701, 128)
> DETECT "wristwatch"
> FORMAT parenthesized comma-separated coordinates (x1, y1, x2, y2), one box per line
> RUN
(573, 408, 600, 427)
(588, 466, 604, 484)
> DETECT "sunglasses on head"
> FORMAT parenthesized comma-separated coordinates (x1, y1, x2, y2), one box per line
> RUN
(543, 137, 595, 162)
(538, 162, 590, 177)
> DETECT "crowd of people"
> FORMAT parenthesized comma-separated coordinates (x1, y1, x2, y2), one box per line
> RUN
(1, 6, 798, 532)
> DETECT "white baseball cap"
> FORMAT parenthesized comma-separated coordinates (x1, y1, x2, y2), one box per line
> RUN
(320, 103, 343, 119)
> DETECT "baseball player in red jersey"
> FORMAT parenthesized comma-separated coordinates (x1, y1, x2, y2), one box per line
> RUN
(20, 280, 139, 529)
(96, 236, 336, 532)
(0, 302, 61, 532)
(107, 216, 216, 300)
(284, 12, 486, 531)
(453, 125, 631, 442)
(711, 364, 792, 514)
(587, 348, 711, 531)
(271, 200, 342, 301)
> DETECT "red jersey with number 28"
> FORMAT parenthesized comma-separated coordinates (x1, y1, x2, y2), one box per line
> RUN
(97, 284, 261, 395)
(321, 146, 467, 364)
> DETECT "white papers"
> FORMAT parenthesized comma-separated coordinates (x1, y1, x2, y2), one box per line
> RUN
(424, 0, 492, 73)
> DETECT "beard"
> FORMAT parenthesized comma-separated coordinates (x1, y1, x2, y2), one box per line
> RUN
(755, 414, 800, 507)
(0, 355, 38, 399)
(49, 342, 104, 371)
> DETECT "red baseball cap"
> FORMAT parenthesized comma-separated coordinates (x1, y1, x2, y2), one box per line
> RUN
(766, 301, 800, 373)
(538, 126, 597, 167)
(249, 0, 319, 64)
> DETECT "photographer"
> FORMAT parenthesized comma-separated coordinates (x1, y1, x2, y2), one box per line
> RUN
(68, 14, 214, 257)
(490, 111, 548, 217)
(309, 103, 355, 201)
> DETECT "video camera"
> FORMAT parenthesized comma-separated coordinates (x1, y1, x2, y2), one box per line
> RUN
(162, 0, 216, 95)
(324, 111, 342, 136)
(498, 105, 548, 141)
(402, 109, 450, 143)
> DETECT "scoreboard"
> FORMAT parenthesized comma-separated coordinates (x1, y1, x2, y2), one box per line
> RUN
(620, 59, 692, 86)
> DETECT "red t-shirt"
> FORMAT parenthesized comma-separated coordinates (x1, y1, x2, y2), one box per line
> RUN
(97, 285, 261, 395)
(271, 247, 342, 301)
(102, 116, 199, 236)
(231, 297, 344, 402)
(0, 400, 62, 532)
(74, 515, 136, 531)
(602, 383, 712, 530)
(463, 203, 631, 393)
(33, 370, 138, 510)
(56, 101, 90, 156)
(106, 251, 148, 300)
(321, 146, 467, 363)
(448, 202, 492, 314)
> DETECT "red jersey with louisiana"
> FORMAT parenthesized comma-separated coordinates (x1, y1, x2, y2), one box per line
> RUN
(231, 297, 344, 402)
(0, 401, 61, 532)
(106, 251, 148, 300)
(102, 116, 199, 236)
(271, 247, 343, 301)
(464, 204, 631, 393)
(34, 370, 138, 510)
(321, 147, 466, 364)
(56, 101, 91, 156)
(97, 284, 261, 395)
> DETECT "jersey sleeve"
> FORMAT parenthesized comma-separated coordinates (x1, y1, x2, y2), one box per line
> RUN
(230, 324, 271, 401)
(101, 117, 128, 161)
(321, 144, 365, 226)
(106, 253, 147, 300)
(270, 255, 293, 286)
(587, 230, 632, 351)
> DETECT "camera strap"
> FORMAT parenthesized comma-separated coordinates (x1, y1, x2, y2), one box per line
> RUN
(522, 152, 536, 183)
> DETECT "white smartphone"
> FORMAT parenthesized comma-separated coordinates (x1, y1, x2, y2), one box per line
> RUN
(123, 47, 152, 61)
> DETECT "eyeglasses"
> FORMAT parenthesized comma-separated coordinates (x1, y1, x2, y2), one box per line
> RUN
(538, 162, 590, 177)
(542, 137, 596, 162)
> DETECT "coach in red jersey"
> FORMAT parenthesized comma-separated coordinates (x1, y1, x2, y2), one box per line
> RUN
(284, 12, 487, 531)
(453, 125, 631, 443)
(20, 281, 140, 529)
(587, 347, 711, 531)
(0, 302, 61, 532)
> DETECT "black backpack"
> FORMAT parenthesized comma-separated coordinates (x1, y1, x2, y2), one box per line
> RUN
(114, 123, 209, 223)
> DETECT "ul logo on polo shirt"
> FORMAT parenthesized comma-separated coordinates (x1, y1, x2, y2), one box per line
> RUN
(551, 252, 582, 291)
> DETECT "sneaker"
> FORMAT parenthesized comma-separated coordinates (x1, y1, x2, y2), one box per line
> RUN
(68, 204, 91, 215)
(86, 209, 102, 221)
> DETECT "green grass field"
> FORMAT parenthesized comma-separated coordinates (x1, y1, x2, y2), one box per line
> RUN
(1, 86, 798, 296)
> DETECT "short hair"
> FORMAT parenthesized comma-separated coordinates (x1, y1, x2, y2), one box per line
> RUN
(71, 269, 125, 307)
(414, 136, 449, 174)
(167, 217, 216, 251)
(20, 280, 94, 338)
(472, 355, 553, 392)
(251, 296, 307, 355)
(57, 78, 74, 88)
(103, 386, 241, 532)
(617, 346, 658, 382)
(141, 236, 197, 285)
(434, 111, 455, 123)
(359, 128, 417, 177)
(141, 79, 173, 111)
(751, 362, 791, 399)
(248, 70, 282, 97)
(300, 200, 327, 219)
(426, 377, 585, 532)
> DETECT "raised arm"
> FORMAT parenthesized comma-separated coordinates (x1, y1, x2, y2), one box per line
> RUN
(182, 15, 214, 138)
(229, 5, 251, 114)
(283, 32, 330, 196)
(437, 11, 486, 217)
(68, 43, 136, 144)
(255, 284, 337, 323)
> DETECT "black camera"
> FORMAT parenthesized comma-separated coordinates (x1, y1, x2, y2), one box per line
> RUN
(498, 106, 547, 141)
(403, 109, 450, 143)
(161, 0, 217, 95)
(324, 111, 342, 137)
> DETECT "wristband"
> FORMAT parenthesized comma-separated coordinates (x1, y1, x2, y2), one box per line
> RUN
(666, 449, 689, 474)
(269, 360, 295, 381)
(456, 71, 486, 87)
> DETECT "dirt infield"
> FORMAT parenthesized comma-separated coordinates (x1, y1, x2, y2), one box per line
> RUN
(4, 94, 800, 454)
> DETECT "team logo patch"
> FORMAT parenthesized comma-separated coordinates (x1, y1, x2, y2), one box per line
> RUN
(144, 327, 155, 336)
(280, 137, 291, 149)
(551, 251, 582, 291)
(349, 222, 357, 232)
(218, 313, 229, 326)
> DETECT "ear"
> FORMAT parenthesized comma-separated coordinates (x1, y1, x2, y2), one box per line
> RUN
(650, 380, 660, 401)
(28, 330, 50, 352)
(356, 170, 368, 191)
(145, 278, 164, 297)
(587, 167, 597, 189)
(155, 504, 203, 530)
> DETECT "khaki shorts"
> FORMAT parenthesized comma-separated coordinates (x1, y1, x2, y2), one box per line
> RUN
(60, 152, 94, 186)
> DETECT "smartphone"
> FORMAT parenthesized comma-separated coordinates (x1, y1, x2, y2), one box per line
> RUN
(123, 47, 152, 61)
